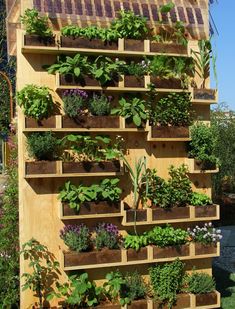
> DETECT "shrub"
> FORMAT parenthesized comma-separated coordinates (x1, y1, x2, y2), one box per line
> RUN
(190, 192, 212, 206)
(94, 223, 121, 250)
(62, 89, 88, 118)
(26, 132, 59, 160)
(88, 93, 112, 116)
(187, 222, 222, 245)
(124, 271, 147, 301)
(17, 84, 54, 121)
(185, 272, 216, 294)
(60, 224, 91, 252)
(149, 259, 185, 308)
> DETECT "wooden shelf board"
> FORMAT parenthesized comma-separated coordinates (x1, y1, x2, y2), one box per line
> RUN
(188, 168, 219, 174)
(25, 171, 123, 178)
(23, 128, 146, 132)
(192, 99, 217, 105)
(61, 213, 123, 220)
(147, 137, 191, 142)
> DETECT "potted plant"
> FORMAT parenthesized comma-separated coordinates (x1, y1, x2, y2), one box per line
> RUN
(25, 132, 59, 175)
(60, 25, 119, 50)
(17, 84, 55, 128)
(121, 60, 149, 88)
(148, 92, 192, 139)
(124, 234, 148, 262)
(59, 178, 122, 216)
(61, 134, 123, 174)
(21, 8, 55, 46)
(187, 222, 222, 255)
(190, 192, 217, 218)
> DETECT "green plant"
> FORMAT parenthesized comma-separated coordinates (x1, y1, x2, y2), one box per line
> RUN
(60, 224, 91, 252)
(27, 132, 59, 160)
(20, 8, 53, 38)
(62, 89, 88, 118)
(121, 60, 149, 77)
(187, 223, 222, 245)
(189, 123, 218, 169)
(185, 271, 216, 294)
(111, 10, 149, 39)
(112, 97, 148, 127)
(149, 259, 185, 308)
(150, 92, 192, 126)
(17, 84, 54, 121)
(88, 93, 112, 116)
(190, 192, 212, 206)
(153, 21, 188, 46)
(147, 225, 189, 248)
(21, 238, 60, 309)
(124, 234, 148, 251)
(59, 178, 121, 211)
(94, 223, 121, 250)
(124, 271, 147, 301)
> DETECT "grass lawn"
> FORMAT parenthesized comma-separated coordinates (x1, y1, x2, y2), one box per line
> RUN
(213, 265, 235, 308)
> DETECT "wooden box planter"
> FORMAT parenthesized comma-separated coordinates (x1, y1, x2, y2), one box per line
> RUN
(83, 305, 121, 309)
(152, 206, 190, 221)
(125, 120, 146, 129)
(195, 292, 218, 307)
(125, 209, 147, 223)
(62, 160, 121, 174)
(150, 42, 188, 55)
(64, 249, 122, 267)
(59, 74, 119, 87)
(193, 89, 216, 101)
(151, 126, 189, 139)
(195, 243, 218, 256)
(124, 39, 145, 52)
(62, 115, 120, 129)
(25, 117, 56, 128)
(124, 76, 145, 88)
(194, 204, 217, 218)
(25, 161, 57, 175)
(126, 247, 148, 262)
(24, 34, 56, 46)
(62, 201, 120, 216)
(127, 299, 148, 309)
(153, 244, 189, 259)
(153, 294, 190, 309)
(150, 77, 183, 89)
(193, 159, 217, 171)
(60, 36, 118, 50)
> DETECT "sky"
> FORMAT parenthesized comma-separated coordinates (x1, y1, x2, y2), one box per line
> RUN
(210, 1, 235, 110)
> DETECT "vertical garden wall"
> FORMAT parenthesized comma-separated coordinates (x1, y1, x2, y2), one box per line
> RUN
(17, 1, 221, 308)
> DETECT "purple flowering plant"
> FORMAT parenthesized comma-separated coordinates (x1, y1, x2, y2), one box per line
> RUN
(62, 89, 88, 118)
(60, 224, 91, 252)
(187, 222, 222, 245)
(94, 223, 121, 250)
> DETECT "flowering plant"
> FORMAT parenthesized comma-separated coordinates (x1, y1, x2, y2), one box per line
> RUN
(62, 89, 88, 118)
(187, 223, 222, 245)
(94, 223, 121, 250)
(121, 60, 150, 77)
(60, 224, 91, 252)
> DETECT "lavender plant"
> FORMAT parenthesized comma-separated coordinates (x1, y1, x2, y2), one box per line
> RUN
(88, 93, 112, 116)
(94, 223, 121, 250)
(60, 224, 91, 252)
(62, 89, 88, 118)
(187, 223, 222, 245)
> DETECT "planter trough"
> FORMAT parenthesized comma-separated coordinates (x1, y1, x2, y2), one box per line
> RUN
(153, 244, 189, 259)
(194, 204, 217, 218)
(195, 292, 218, 307)
(151, 126, 189, 139)
(62, 115, 120, 129)
(125, 209, 147, 223)
(150, 77, 183, 89)
(25, 117, 56, 128)
(193, 89, 216, 101)
(60, 36, 118, 50)
(152, 206, 190, 221)
(62, 160, 121, 174)
(24, 34, 56, 47)
(62, 201, 120, 216)
(25, 161, 57, 175)
(150, 42, 188, 55)
(124, 76, 145, 88)
(126, 247, 148, 262)
(59, 74, 119, 87)
(195, 243, 218, 256)
(127, 299, 148, 309)
(153, 293, 190, 309)
(124, 39, 145, 52)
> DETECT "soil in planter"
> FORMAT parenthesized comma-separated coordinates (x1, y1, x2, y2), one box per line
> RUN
(150, 77, 183, 89)
(127, 247, 148, 262)
(194, 159, 217, 171)
(194, 89, 216, 100)
(152, 206, 190, 221)
(25, 117, 56, 128)
(62, 160, 121, 174)
(61, 36, 118, 50)
(64, 248, 122, 267)
(60, 74, 119, 87)
(195, 292, 217, 306)
(151, 126, 189, 139)
(62, 115, 120, 128)
(124, 76, 145, 88)
(25, 161, 57, 175)
(62, 201, 120, 216)
(127, 299, 148, 309)
(154, 294, 190, 309)
(150, 42, 188, 55)
(24, 34, 56, 46)
(194, 205, 217, 218)
(124, 39, 145, 51)
(125, 209, 147, 223)
(153, 244, 189, 259)
(195, 243, 217, 255)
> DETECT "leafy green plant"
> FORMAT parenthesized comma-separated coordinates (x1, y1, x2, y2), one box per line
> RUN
(17, 84, 54, 121)
(62, 89, 88, 118)
(21, 238, 60, 309)
(190, 192, 212, 206)
(124, 271, 147, 301)
(124, 234, 148, 251)
(112, 97, 148, 127)
(94, 223, 121, 250)
(60, 224, 91, 252)
(27, 132, 59, 161)
(88, 93, 112, 116)
(20, 8, 53, 38)
(185, 271, 216, 294)
(150, 92, 192, 126)
(153, 21, 188, 46)
(59, 178, 122, 211)
(111, 10, 149, 39)
(189, 123, 218, 169)
(121, 60, 149, 77)
(149, 259, 185, 308)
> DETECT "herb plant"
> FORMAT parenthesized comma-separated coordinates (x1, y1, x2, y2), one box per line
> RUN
(185, 271, 216, 294)
(124, 234, 148, 251)
(190, 192, 212, 206)
(21, 8, 53, 38)
(17, 84, 54, 121)
(121, 60, 149, 77)
(187, 223, 222, 245)
(94, 223, 121, 250)
(62, 89, 88, 118)
(153, 21, 188, 46)
(124, 271, 147, 301)
(27, 132, 59, 161)
(88, 93, 112, 116)
(60, 224, 91, 252)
